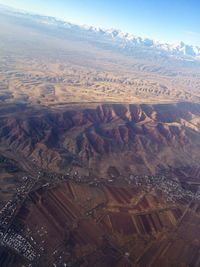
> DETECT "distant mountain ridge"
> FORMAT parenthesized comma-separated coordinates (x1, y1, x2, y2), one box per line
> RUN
(0, 4, 200, 60)
(82, 25, 200, 59)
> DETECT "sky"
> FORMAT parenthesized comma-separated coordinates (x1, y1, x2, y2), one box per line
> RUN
(0, 0, 199, 46)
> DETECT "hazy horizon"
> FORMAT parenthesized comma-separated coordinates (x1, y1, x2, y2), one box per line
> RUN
(0, 0, 199, 46)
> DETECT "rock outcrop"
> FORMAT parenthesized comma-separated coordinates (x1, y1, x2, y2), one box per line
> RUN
(0, 102, 199, 177)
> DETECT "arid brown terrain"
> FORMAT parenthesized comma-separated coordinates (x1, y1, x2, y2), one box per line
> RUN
(0, 102, 200, 187)
(1, 53, 200, 106)
(0, 6, 200, 267)
(3, 168, 200, 267)
(0, 7, 200, 107)
(0, 102, 200, 267)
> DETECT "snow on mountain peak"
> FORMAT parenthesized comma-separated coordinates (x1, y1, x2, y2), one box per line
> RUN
(1, 4, 199, 60)
(77, 25, 200, 59)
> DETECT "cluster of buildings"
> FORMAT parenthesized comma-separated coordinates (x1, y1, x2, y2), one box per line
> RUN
(130, 173, 199, 202)
(0, 200, 18, 229)
(1, 163, 200, 265)
(2, 229, 36, 261)
(0, 175, 37, 230)
(0, 174, 40, 263)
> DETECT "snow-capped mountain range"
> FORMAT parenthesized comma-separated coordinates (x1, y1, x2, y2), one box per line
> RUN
(27, 15, 200, 60)
(1, 4, 200, 60)
(83, 25, 200, 59)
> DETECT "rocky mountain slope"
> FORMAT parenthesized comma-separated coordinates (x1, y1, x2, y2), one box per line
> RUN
(0, 5, 200, 267)
(0, 102, 199, 179)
